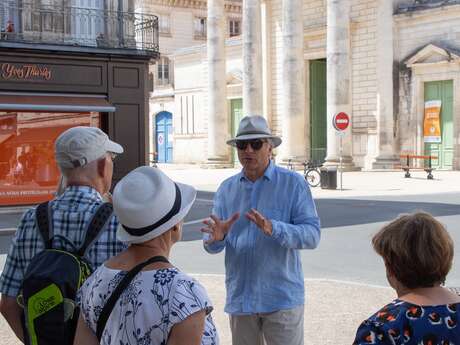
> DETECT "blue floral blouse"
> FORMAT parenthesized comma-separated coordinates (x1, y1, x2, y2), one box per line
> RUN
(353, 299, 460, 345)
(77, 266, 219, 345)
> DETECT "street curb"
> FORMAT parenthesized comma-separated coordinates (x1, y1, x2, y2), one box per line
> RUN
(0, 228, 16, 235)
(0, 206, 31, 214)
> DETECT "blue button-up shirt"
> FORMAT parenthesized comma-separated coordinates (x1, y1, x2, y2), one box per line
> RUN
(204, 161, 321, 315)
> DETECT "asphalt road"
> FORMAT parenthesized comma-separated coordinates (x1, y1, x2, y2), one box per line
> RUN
(1, 191, 460, 287)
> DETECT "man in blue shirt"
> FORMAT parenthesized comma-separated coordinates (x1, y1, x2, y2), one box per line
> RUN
(202, 115, 321, 345)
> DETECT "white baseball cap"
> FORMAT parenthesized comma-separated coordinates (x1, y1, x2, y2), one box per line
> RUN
(55, 126, 124, 169)
(113, 166, 196, 244)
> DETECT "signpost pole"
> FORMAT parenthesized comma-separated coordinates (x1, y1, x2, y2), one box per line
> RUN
(333, 112, 350, 192)
(339, 135, 343, 191)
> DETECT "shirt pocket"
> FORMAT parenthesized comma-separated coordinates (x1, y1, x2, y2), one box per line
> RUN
(264, 208, 283, 222)
(256, 208, 282, 244)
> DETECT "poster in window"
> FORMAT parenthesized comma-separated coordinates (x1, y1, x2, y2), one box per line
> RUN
(424, 100, 442, 143)
(0, 111, 99, 206)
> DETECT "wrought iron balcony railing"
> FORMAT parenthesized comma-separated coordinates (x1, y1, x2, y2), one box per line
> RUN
(0, 3, 159, 54)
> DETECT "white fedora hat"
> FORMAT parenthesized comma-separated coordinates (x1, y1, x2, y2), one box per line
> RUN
(113, 166, 196, 244)
(226, 115, 282, 148)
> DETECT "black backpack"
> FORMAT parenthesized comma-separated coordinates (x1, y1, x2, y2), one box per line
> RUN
(17, 201, 113, 345)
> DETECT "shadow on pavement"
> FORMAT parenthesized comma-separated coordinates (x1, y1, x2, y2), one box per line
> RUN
(181, 198, 460, 242)
(317, 199, 460, 228)
(2, 197, 460, 246)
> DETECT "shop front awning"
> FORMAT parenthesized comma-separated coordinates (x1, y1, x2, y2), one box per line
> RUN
(0, 93, 116, 113)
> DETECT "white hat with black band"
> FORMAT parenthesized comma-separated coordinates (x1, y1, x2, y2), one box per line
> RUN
(113, 166, 196, 244)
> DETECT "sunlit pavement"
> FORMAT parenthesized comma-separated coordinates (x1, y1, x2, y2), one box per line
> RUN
(0, 276, 395, 345)
(2, 167, 460, 344)
(159, 164, 460, 197)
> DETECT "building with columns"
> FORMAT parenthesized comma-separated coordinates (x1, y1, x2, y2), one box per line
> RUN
(149, 0, 460, 171)
(136, 0, 242, 163)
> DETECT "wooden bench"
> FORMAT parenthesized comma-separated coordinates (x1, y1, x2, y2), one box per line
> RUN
(400, 154, 437, 180)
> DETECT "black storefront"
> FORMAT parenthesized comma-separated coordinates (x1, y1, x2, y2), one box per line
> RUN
(0, 6, 159, 206)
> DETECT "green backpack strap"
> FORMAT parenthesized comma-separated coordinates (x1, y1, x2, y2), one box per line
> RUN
(77, 203, 113, 257)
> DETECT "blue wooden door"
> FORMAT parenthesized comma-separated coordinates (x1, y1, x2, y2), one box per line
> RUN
(155, 111, 173, 163)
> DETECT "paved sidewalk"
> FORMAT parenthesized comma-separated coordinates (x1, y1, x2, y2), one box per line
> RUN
(159, 163, 460, 198)
(0, 165, 457, 344)
(0, 276, 395, 345)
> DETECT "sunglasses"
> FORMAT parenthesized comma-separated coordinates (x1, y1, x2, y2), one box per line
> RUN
(236, 139, 266, 151)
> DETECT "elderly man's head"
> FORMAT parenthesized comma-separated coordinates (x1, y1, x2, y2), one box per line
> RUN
(227, 116, 281, 180)
(55, 127, 123, 194)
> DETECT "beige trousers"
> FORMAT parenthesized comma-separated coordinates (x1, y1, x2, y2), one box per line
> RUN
(229, 305, 304, 345)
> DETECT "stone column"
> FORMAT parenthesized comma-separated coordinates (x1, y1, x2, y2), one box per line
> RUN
(325, 0, 355, 169)
(206, 0, 230, 166)
(243, 0, 263, 116)
(373, 0, 399, 169)
(281, 0, 307, 162)
(261, 0, 271, 120)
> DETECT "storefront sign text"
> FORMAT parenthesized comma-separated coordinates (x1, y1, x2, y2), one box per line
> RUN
(1, 63, 52, 81)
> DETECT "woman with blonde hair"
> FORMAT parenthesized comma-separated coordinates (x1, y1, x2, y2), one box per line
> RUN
(74, 166, 218, 345)
(353, 212, 460, 344)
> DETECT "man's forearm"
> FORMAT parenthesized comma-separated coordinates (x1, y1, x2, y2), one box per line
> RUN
(0, 295, 24, 343)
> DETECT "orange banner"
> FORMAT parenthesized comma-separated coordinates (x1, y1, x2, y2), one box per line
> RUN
(424, 100, 442, 143)
(0, 111, 99, 206)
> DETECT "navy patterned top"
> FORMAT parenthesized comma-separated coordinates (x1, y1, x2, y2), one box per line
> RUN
(77, 266, 219, 345)
(353, 299, 460, 345)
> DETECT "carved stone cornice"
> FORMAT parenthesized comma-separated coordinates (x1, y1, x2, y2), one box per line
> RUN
(144, 0, 242, 13)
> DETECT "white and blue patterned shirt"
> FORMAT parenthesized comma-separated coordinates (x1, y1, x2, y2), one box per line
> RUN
(0, 186, 126, 297)
(77, 266, 219, 345)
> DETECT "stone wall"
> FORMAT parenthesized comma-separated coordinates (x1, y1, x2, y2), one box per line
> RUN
(395, 4, 460, 169)
(172, 40, 242, 164)
(350, 0, 378, 169)
(269, 0, 379, 169)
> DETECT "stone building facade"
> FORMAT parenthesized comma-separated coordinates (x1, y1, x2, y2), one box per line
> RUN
(137, 0, 242, 163)
(147, 0, 460, 171)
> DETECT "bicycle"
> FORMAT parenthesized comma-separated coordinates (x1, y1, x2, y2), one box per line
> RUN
(302, 160, 321, 187)
(286, 159, 321, 188)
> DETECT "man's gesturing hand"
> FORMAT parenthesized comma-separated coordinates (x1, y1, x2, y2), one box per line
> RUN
(246, 208, 273, 236)
(201, 213, 240, 244)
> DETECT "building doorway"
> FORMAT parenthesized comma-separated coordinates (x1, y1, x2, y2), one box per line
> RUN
(155, 111, 173, 163)
(424, 80, 453, 169)
(230, 98, 243, 164)
(309, 59, 327, 163)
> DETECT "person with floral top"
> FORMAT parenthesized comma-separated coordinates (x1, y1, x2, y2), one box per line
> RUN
(74, 166, 219, 345)
(353, 212, 460, 345)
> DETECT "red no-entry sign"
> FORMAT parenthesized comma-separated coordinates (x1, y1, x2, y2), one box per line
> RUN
(333, 112, 350, 131)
